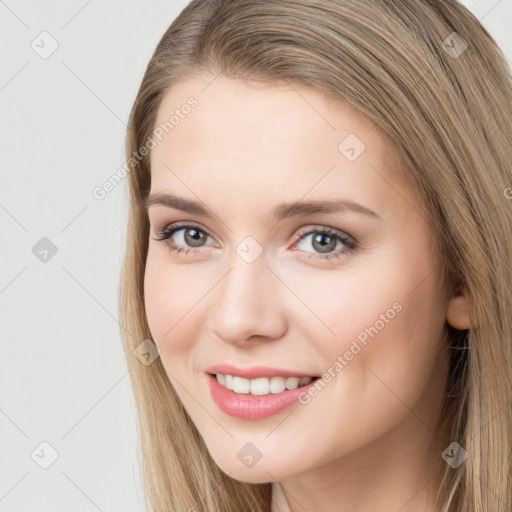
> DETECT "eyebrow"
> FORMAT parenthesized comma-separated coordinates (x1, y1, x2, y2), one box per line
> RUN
(144, 192, 382, 222)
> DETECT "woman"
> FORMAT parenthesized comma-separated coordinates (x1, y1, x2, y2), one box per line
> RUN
(119, 1, 512, 510)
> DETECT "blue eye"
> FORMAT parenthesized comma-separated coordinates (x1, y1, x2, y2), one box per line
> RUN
(152, 223, 358, 262)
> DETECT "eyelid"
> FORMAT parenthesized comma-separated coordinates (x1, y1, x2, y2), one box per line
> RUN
(153, 221, 355, 245)
(293, 224, 356, 244)
(153, 220, 216, 241)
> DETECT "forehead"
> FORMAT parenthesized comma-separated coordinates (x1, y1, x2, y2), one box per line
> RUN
(153, 74, 388, 155)
(149, 74, 409, 219)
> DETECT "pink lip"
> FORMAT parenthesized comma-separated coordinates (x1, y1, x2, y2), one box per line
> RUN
(207, 373, 320, 420)
(204, 363, 319, 379)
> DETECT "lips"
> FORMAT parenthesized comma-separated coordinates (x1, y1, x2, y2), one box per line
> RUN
(204, 363, 319, 380)
(207, 373, 321, 420)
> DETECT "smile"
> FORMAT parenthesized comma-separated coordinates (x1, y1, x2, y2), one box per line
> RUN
(213, 373, 317, 396)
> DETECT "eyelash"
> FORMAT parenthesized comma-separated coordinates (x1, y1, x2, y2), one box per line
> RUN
(152, 222, 358, 262)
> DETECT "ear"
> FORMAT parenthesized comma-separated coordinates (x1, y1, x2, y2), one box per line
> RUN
(446, 294, 472, 330)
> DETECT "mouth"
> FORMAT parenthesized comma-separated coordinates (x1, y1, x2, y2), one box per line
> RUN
(207, 372, 321, 396)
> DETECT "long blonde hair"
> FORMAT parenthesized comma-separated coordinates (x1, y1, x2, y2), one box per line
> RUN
(119, 1, 512, 510)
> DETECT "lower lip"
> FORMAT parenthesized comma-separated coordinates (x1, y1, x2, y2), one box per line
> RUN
(207, 373, 320, 420)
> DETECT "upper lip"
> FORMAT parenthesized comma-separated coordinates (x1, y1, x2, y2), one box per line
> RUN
(205, 363, 319, 379)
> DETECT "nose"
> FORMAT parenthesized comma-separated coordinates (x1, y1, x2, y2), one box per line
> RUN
(205, 252, 288, 346)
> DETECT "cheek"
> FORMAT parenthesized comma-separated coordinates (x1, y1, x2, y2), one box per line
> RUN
(143, 252, 199, 357)
(298, 253, 446, 390)
(291, 269, 447, 454)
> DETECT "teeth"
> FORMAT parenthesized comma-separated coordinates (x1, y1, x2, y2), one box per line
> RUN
(215, 374, 314, 396)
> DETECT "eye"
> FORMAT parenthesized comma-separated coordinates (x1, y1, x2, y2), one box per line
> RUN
(152, 222, 215, 257)
(292, 226, 358, 262)
(152, 222, 358, 263)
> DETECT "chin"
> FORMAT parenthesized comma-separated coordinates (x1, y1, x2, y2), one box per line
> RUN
(212, 457, 283, 484)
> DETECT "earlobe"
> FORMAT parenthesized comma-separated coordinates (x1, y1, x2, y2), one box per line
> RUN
(446, 294, 472, 330)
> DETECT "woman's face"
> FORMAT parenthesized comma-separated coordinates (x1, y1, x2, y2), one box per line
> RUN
(144, 74, 459, 484)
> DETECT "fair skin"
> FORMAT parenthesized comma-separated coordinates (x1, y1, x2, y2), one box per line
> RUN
(144, 72, 471, 512)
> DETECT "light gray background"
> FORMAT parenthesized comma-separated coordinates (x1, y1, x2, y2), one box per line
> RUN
(1, 1, 511, 510)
